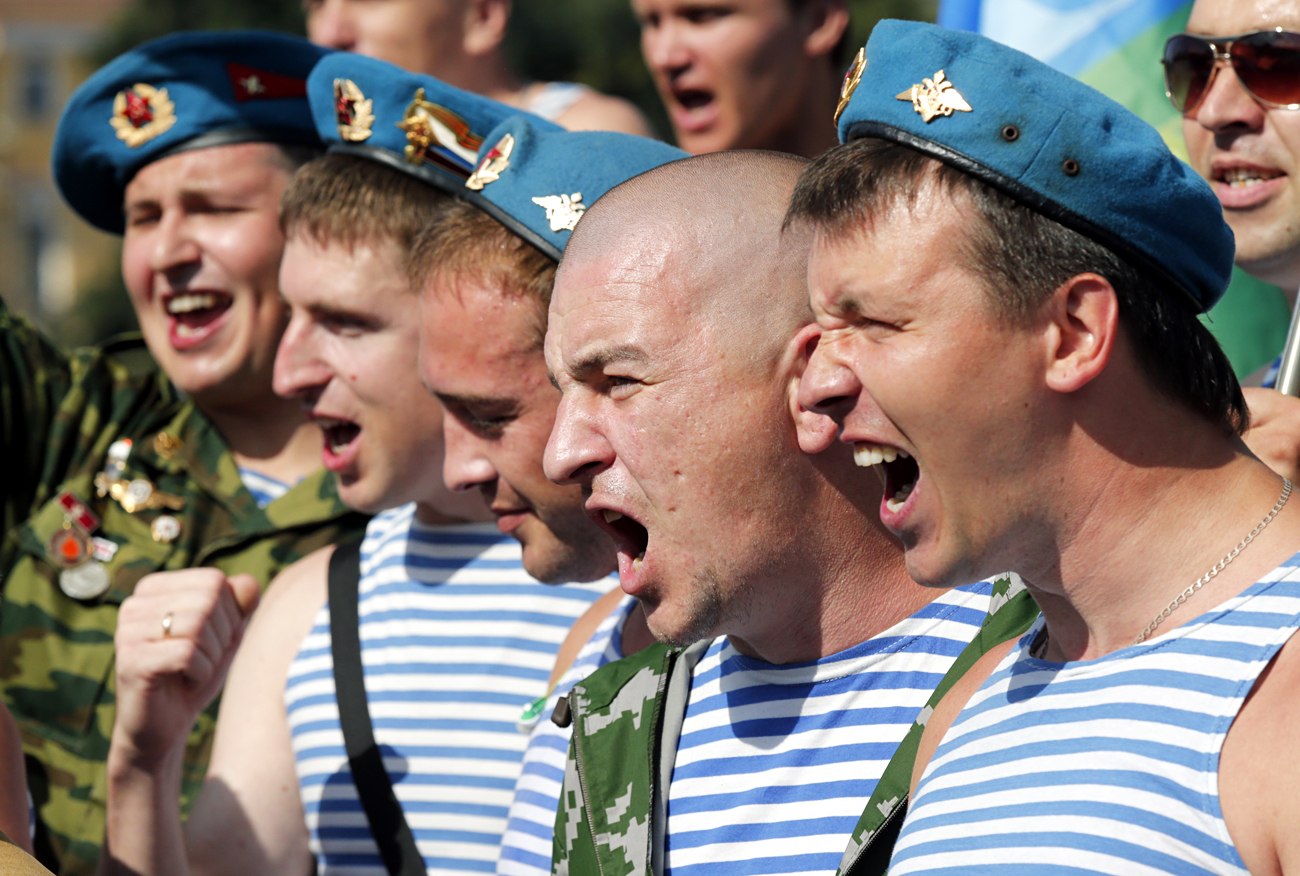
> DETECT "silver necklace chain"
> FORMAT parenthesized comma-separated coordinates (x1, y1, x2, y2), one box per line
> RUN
(1133, 477, 1292, 645)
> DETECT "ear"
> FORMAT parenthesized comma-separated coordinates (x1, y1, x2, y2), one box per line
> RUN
(800, 0, 850, 59)
(787, 322, 840, 454)
(462, 0, 509, 57)
(1042, 273, 1119, 395)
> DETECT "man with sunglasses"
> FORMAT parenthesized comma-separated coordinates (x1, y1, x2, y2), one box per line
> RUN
(1167, 2, 1300, 483)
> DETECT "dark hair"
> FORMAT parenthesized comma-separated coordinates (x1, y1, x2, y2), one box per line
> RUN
(279, 152, 454, 282)
(408, 197, 557, 348)
(786, 137, 1248, 435)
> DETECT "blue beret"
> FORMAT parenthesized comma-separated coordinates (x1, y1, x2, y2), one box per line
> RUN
(834, 20, 1234, 313)
(52, 30, 329, 235)
(461, 117, 688, 261)
(307, 51, 559, 195)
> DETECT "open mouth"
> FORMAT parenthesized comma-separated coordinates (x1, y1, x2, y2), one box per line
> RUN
(854, 442, 919, 514)
(1215, 166, 1282, 188)
(165, 292, 233, 338)
(674, 88, 712, 110)
(597, 508, 649, 571)
(314, 416, 361, 468)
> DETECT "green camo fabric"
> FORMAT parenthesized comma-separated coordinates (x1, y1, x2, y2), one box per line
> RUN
(552, 577, 1040, 876)
(0, 301, 369, 875)
(835, 582, 1039, 876)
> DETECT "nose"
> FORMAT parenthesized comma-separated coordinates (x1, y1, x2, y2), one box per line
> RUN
(272, 315, 330, 400)
(544, 392, 614, 486)
(798, 337, 864, 426)
(149, 211, 202, 279)
(441, 415, 498, 494)
(641, 17, 692, 80)
(1191, 57, 1268, 135)
(305, 0, 356, 50)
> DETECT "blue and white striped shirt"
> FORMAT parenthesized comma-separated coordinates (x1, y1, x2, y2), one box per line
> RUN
(285, 504, 612, 875)
(238, 467, 291, 508)
(497, 594, 636, 876)
(663, 581, 994, 876)
(890, 552, 1300, 876)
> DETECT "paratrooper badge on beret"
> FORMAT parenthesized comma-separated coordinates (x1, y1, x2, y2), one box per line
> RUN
(833, 19, 1235, 313)
(306, 52, 557, 194)
(53, 30, 329, 234)
(460, 116, 689, 261)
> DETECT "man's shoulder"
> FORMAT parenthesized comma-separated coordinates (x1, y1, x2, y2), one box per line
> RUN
(572, 638, 677, 713)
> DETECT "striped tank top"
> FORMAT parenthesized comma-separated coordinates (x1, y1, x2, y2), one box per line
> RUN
(497, 594, 637, 876)
(664, 580, 994, 876)
(890, 551, 1300, 876)
(284, 504, 613, 875)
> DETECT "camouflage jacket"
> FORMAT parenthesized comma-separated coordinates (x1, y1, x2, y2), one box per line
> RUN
(551, 578, 1039, 876)
(0, 302, 368, 875)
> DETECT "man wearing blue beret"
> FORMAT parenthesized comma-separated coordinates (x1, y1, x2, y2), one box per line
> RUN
(797, 20, 1300, 875)
(0, 31, 368, 875)
(542, 145, 1038, 874)
(97, 55, 684, 876)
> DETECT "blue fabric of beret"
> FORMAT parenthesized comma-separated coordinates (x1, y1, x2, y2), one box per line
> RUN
(834, 19, 1234, 313)
(307, 51, 560, 195)
(52, 30, 329, 235)
(461, 116, 688, 261)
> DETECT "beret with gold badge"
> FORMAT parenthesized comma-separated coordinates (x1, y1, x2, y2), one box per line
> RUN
(52, 30, 329, 234)
(833, 19, 1234, 313)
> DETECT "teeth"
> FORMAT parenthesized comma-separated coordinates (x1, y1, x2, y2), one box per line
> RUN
(853, 442, 909, 467)
(632, 557, 642, 571)
(603, 510, 624, 523)
(166, 293, 218, 314)
(1223, 167, 1277, 187)
(174, 322, 203, 338)
(885, 481, 915, 513)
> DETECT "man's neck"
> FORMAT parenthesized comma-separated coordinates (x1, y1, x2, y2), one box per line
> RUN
(1023, 425, 1300, 662)
(200, 393, 322, 486)
(760, 67, 843, 160)
(725, 467, 940, 666)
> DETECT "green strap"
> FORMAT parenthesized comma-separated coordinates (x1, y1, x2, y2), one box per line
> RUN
(837, 582, 1040, 876)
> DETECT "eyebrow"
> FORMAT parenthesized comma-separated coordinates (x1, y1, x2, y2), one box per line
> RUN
(550, 344, 651, 390)
(433, 390, 518, 410)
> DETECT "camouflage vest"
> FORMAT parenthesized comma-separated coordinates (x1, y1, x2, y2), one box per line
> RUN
(552, 581, 1039, 876)
(0, 304, 369, 874)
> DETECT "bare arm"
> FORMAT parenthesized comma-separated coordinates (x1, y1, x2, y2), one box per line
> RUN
(555, 92, 655, 138)
(100, 549, 329, 876)
(100, 568, 261, 876)
(186, 549, 330, 876)
(1220, 631, 1300, 876)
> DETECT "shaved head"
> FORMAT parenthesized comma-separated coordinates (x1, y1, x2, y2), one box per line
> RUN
(560, 150, 811, 373)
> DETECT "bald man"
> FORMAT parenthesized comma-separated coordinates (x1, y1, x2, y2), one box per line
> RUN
(542, 152, 1021, 875)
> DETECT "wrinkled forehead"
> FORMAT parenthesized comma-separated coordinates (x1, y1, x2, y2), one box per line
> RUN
(548, 242, 700, 366)
(1188, 0, 1300, 33)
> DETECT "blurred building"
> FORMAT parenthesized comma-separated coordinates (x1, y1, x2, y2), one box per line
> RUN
(0, 0, 127, 328)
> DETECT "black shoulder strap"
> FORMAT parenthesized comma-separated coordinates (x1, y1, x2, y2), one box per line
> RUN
(328, 539, 425, 876)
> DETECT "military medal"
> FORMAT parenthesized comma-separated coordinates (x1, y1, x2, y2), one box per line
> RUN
(151, 515, 181, 544)
(121, 479, 154, 513)
(397, 87, 482, 171)
(52, 491, 111, 600)
(59, 561, 111, 601)
(91, 537, 119, 563)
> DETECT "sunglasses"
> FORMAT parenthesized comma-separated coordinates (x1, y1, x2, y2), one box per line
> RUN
(1162, 28, 1300, 113)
